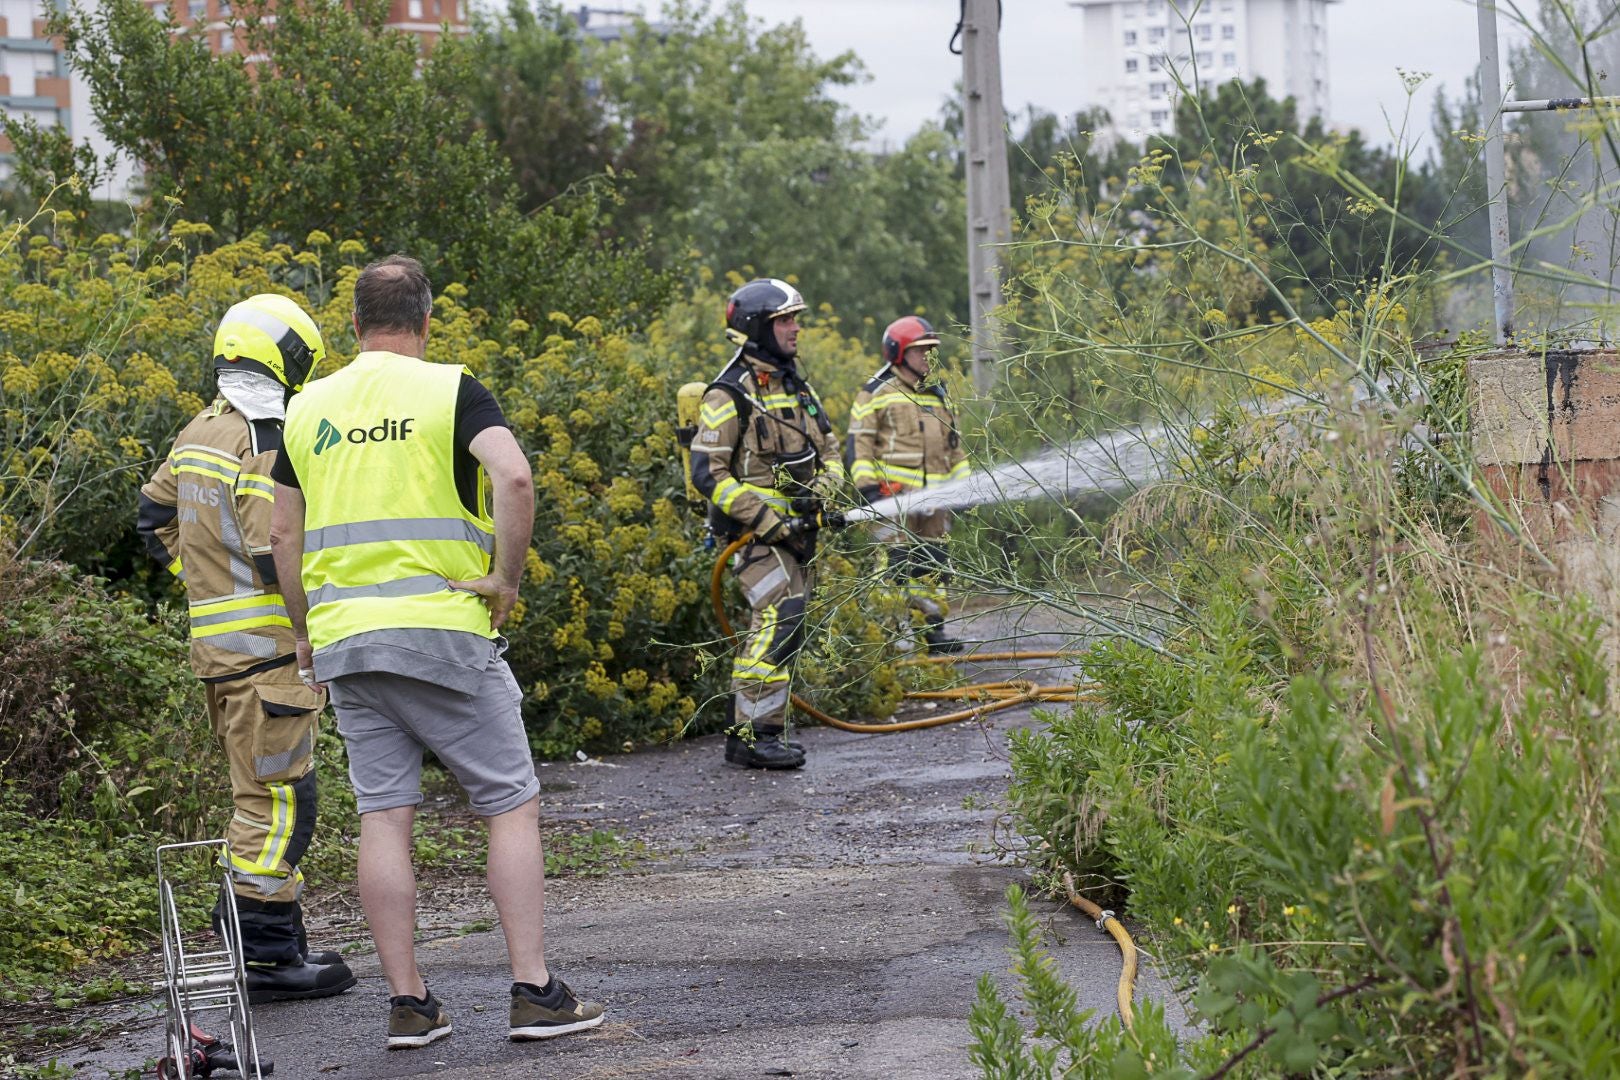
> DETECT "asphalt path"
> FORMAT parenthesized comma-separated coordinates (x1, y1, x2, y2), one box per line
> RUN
(49, 626, 1190, 1079)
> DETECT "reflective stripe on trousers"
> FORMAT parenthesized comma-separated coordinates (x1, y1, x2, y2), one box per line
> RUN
(729, 542, 811, 730)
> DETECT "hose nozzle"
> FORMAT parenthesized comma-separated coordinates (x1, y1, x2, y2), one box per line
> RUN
(786, 509, 847, 536)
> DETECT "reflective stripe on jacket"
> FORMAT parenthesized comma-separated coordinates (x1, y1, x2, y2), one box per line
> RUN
(138, 399, 296, 679)
(688, 352, 844, 540)
(282, 352, 495, 652)
(847, 367, 968, 538)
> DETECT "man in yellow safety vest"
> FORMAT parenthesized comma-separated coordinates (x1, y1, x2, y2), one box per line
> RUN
(271, 255, 604, 1050)
(137, 294, 356, 1001)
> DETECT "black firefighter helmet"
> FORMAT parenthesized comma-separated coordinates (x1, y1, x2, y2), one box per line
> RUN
(724, 278, 806, 358)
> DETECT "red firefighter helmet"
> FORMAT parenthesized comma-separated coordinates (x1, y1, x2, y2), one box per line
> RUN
(881, 315, 941, 367)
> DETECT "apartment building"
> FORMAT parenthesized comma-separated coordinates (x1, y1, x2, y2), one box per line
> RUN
(140, 0, 468, 54)
(0, 0, 135, 196)
(1, 0, 466, 199)
(1070, 0, 1336, 142)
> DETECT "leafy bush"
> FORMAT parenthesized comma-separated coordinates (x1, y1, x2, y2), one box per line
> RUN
(2, 207, 930, 765)
(0, 797, 171, 992)
(0, 557, 210, 825)
(47, 0, 678, 327)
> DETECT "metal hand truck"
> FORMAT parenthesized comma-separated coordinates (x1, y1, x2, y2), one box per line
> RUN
(154, 840, 270, 1078)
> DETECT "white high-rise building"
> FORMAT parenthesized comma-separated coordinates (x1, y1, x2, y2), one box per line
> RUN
(1070, 0, 1336, 142)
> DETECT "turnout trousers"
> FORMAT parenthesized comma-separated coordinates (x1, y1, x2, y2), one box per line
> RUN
(205, 661, 324, 910)
(880, 540, 949, 626)
(728, 540, 812, 731)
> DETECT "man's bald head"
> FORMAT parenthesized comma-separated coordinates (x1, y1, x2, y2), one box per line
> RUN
(353, 255, 433, 339)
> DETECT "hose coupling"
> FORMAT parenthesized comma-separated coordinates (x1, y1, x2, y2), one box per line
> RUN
(1095, 909, 1116, 933)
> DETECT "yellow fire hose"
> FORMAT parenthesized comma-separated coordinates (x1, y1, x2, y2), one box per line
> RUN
(1062, 871, 1138, 1030)
(709, 533, 1101, 733)
(710, 533, 1135, 1023)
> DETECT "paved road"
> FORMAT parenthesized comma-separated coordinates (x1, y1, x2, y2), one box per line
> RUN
(51, 631, 1189, 1079)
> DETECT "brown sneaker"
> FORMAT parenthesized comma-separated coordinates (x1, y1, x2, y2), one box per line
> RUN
(509, 977, 605, 1041)
(387, 989, 452, 1050)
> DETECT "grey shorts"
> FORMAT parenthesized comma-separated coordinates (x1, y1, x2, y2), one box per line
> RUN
(327, 660, 540, 817)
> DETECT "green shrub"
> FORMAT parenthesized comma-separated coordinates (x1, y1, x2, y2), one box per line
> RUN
(0, 793, 173, 993)
(1, 205, 926, 766)
(0, 557, 212, 825)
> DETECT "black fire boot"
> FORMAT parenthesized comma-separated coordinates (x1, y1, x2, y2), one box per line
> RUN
(723, 698, 802, 754)
(222, 895, 356, 1002)
(724, 724, 806, 770)
(924, 615, 966, 655)
(244, 957, 358, 1004)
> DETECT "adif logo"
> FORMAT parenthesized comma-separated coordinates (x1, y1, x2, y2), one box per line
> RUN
(312, 417, 416, 455)
(313, 419, 342, 456)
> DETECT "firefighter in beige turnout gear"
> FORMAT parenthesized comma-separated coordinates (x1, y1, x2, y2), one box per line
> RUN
(137, 294, 355, 1002)
(848, 316, 970, 653)
(688, 278, 845, 769)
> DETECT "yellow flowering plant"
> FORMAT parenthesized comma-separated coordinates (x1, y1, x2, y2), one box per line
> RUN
(1, 206, 943, 770)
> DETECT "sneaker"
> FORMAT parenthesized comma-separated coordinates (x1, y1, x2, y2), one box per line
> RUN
(388, 989, 452, 1050)
(509, 978, 605, 1041)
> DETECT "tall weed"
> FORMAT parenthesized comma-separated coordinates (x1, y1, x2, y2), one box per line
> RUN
(972, 38, 1620, 1076)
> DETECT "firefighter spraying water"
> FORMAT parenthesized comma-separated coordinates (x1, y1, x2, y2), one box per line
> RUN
(676, 299, 1179, 742)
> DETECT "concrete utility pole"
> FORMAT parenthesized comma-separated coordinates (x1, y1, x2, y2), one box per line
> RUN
(960, 0, 1012, 393)
(1476, 0, 1515, 345)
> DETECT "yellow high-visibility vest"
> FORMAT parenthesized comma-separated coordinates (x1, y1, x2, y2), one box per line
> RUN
(283, 352, 495, 650)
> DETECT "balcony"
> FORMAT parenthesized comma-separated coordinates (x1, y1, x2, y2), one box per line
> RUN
(35, 76, 70, 106)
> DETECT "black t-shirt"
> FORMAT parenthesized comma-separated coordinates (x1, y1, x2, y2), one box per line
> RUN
(271, 373, 509, 514)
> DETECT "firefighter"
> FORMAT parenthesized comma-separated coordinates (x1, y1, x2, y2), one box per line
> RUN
(136, 295, 356, 1002)
(847, 315, 970, 654)
(688, 278, 845, 769)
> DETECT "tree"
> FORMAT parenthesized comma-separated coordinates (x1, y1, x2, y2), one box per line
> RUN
(58, 0, 506, 255)
(1006, 104, 1132, 220)
(0, 115, 116, 222)
(463, 1, 621, 213)
(49, 0, 674, 323)
(579, 0, 966, 333)
(1163, 78, 1447, 312)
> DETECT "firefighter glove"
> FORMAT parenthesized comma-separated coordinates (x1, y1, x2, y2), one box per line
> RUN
(755, 515, 792, 545)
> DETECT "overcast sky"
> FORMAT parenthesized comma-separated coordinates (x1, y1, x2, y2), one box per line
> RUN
(734, 0, 1525, 159)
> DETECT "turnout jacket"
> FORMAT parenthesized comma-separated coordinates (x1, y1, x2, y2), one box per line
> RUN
(138, 399, 296, 681)
(689, 351, 844, 540)
(847, 366, 969, 539)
